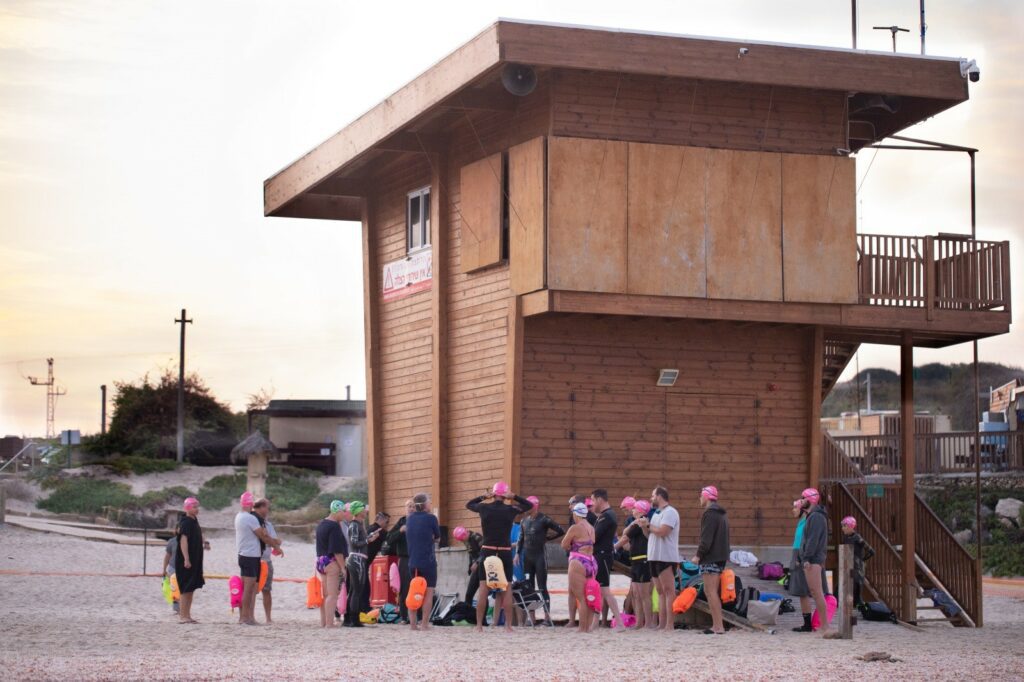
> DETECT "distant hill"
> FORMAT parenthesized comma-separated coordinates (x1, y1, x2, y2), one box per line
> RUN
(823, 362, 1024, 430)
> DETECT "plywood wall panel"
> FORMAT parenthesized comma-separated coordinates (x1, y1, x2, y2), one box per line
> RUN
(627, 142, 708, 296)
(459, 153, 504, 273)
(547, 137, 628, 292)
(782, 155, 857, 303)
(706, 149, 783, 301)
(508, 137, 546, 294)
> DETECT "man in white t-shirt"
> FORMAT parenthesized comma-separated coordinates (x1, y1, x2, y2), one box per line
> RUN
(235, 491, 279, 626)
(639, 486, 680, 631)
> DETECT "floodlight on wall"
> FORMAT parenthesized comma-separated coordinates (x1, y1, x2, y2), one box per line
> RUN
(657, 369, 680, 387)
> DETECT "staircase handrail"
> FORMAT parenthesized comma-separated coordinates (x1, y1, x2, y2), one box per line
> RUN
(915, 492, 981, 626)
(822, 431, 865, 482)
(829, 481, 905, 620)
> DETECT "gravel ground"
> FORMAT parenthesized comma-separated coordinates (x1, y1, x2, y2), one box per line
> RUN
(1, 525, 1022, 681)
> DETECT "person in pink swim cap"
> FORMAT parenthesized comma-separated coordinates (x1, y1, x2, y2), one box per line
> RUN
(175, 497, 208, 624)
(616, 498, 654, 629)
(795, 487, 831, 636)
(691, 485, 730, 635)
(840, 515, 874, 608)
(516, 495, 565, 625)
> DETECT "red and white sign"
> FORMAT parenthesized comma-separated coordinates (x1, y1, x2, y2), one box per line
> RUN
(382, 248, 432, 302)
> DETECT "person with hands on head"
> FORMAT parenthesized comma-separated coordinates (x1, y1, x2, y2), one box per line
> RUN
(642, 486, 680, 631)
(691, 485, 730, 635)
(466, 481, 534, 632)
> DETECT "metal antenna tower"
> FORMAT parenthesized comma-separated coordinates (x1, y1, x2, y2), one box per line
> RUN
(27, 358, 66, 438)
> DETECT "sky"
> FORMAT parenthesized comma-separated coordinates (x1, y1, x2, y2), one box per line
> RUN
(1, 0, 1021, 437)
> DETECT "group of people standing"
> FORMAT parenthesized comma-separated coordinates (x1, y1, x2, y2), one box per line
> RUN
(169, 481, 857, 637)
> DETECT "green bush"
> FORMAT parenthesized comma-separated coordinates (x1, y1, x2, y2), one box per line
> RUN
(922, 484, 1024, 576)
(135, 486, 195, 509)
(197, 467, 321, 512)
(197, 471, 246, 510)
(102, 457, 179, 476)
(38, 478, 135, 515)
(985, 526, 1024, 577)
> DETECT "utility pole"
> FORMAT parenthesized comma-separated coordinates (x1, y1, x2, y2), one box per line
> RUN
(851, 0, 858, 49)
(175, 309, 193, 463)
(27, 358, 66, 438)
(919, 0, 927, 55)
(100, 384, 108, 434)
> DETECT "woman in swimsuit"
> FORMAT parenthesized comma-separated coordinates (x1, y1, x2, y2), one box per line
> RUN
(560, 502, 597, 633)
(617, 499, 654, 629)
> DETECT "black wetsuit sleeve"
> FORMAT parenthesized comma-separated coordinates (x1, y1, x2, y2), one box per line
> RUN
(510, 495, 534, 513)
(385, 517, 405, 547)
(545, 517, 566, 541)
(594, 513, 616, 548)
(466, 496, 486, 512)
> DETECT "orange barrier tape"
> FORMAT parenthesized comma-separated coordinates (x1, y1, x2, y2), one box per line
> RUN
(0, 569, 305, 583)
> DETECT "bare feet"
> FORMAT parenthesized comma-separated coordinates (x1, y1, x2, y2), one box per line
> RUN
(474, 625, 483, 633)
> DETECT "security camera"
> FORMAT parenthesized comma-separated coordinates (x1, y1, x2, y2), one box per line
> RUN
(960, 59, 980, 83)
(737, 47, 749, 58)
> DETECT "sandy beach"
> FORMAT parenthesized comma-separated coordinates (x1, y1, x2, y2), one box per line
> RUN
(1, 524, 1022, 681)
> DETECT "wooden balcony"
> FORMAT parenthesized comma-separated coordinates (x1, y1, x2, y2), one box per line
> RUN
(857, 234, 1011, 314)
(826, 430, 1024, 476)
(522, 232, 1011, 347)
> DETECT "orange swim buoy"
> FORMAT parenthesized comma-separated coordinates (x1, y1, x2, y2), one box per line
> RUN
(257, 560, 269, 592)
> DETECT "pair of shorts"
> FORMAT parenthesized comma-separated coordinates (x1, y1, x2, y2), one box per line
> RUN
(238, 555, 261, 578)
(411, 563, 437, 589)
(261, 561, 274, 593)
(630, 560, 651, 583)
(478, 548, 513, 589)
(648, 560, 676, 578)
(595, 552, 613, 587)
(699, 561, 726, 575)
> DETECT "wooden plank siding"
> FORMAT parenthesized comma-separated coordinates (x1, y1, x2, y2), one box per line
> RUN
(550, 70, 848, 156)
(371, 156, 435, 518)
(519, 315, 811, 545)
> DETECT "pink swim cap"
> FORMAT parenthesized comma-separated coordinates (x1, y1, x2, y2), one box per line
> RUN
(841, 516, 857, 529)
(239, 491, 254, 507)
(701, 485, 719, 501)
(585, 497, 593, 507)
(183, 497, 199, 511)
(634, 499, 651, 515)
(492, 481, 509, 496)
(801, 488, 821, 504)
(620, 496, 636, 509)
(526, 495, 539, 507)
(452, 526, 469, 542)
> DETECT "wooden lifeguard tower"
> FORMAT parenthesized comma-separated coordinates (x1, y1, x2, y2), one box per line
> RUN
(265, 21, 1011, 627)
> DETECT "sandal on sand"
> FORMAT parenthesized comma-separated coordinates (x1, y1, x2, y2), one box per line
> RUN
(702, 629, 724, 635)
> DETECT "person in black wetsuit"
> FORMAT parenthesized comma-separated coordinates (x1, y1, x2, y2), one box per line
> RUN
(466, 481, 533, 632)
(515, 495, 565, 625)
(385, 500, 415, 623)
(452, 526, 483, 603)
(591, 488, 624, 629)
(360, 511, 391, 613)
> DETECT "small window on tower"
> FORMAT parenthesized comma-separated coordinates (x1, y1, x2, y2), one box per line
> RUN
(407, 187, 431, 253)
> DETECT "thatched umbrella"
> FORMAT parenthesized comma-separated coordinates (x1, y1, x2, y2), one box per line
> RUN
(231, 431, 278, 500)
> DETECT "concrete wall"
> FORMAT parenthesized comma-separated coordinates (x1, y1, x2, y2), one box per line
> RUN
(268, 416, 366, 477)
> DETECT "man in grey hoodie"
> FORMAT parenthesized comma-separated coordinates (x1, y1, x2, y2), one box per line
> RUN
(798, 488, 832, 635)
(691, 485, 730, 635)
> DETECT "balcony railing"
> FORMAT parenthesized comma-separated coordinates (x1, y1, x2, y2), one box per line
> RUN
(829, 431, 1024, 475)
(857, 234, 1011, 314)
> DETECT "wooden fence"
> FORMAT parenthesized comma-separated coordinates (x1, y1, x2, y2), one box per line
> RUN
(857, 234, 1011, 315)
